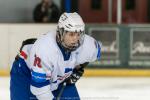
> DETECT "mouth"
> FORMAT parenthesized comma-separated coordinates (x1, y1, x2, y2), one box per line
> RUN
(70, 43, 78, 46)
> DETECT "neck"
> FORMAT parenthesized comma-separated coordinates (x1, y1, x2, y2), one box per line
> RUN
(57, 42, 71, 61)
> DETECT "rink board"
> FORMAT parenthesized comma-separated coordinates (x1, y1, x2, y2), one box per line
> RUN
(1, 69, 150, 77)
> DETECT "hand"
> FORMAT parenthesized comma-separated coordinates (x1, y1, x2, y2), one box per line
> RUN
(65, 67, 84, 84)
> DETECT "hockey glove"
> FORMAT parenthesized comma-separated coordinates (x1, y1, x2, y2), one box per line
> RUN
(65, 67, 84, 84)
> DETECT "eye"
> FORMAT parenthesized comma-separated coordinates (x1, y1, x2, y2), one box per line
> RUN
(69, 32, 74, 36)
(68, 32, 80, 37)
(77, 33, 80, 36)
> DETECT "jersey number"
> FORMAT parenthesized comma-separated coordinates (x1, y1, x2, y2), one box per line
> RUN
(33, 55, 42, 68)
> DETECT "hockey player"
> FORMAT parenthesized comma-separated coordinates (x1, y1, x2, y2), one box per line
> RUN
(10, 12, 101, 100)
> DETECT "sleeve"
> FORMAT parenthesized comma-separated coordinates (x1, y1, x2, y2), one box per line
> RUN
(86, 39, 101, 62)
(29, 45, 54, 100)
(76, 35, 102, 64)
(94, 40, 102, 61)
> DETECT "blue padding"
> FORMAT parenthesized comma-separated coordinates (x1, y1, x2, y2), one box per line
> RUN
(31, 80, 50, 88)
(10, 57, 38, 100)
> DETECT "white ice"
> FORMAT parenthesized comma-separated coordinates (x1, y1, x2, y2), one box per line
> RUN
(1, 77, 150, 100)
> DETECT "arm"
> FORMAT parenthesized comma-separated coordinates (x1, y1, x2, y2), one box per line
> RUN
(30, 70, 53, 100)
(30, 61, 54, 100)
(29, 49, 54, 100)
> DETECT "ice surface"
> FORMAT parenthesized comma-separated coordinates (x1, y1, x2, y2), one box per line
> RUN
(1, 77, 150, 100)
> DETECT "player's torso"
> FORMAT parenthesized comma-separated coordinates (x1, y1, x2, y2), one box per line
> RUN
(50, 50, 79, 90)
(26, 31, 81, 90)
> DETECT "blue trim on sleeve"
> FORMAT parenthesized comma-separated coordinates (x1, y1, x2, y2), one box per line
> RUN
(31, 71, 50, 88)
(31, 80, 50, 88)
(31, 71, 47, 83)
(97, 42, 101, 61)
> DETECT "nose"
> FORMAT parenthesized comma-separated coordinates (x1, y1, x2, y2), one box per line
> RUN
(73, 34, 80, 42)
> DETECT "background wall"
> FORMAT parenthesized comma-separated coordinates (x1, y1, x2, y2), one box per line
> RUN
(1, 23, 150, 77)
(0, 24, 57, 69)
(0, 0, 60, 23)
(1, 23, 150, 70)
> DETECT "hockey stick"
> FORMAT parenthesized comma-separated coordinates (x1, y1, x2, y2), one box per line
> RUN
(56, 63, 88, 100)
(56, 82, 66, 100)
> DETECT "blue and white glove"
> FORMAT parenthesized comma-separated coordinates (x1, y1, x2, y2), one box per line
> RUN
(65, 67, 84, 84)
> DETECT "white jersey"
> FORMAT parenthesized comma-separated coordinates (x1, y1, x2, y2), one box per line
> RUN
(20, 31, 101, 99)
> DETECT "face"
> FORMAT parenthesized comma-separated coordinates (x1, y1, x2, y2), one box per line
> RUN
(62, 31, 81, 49)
